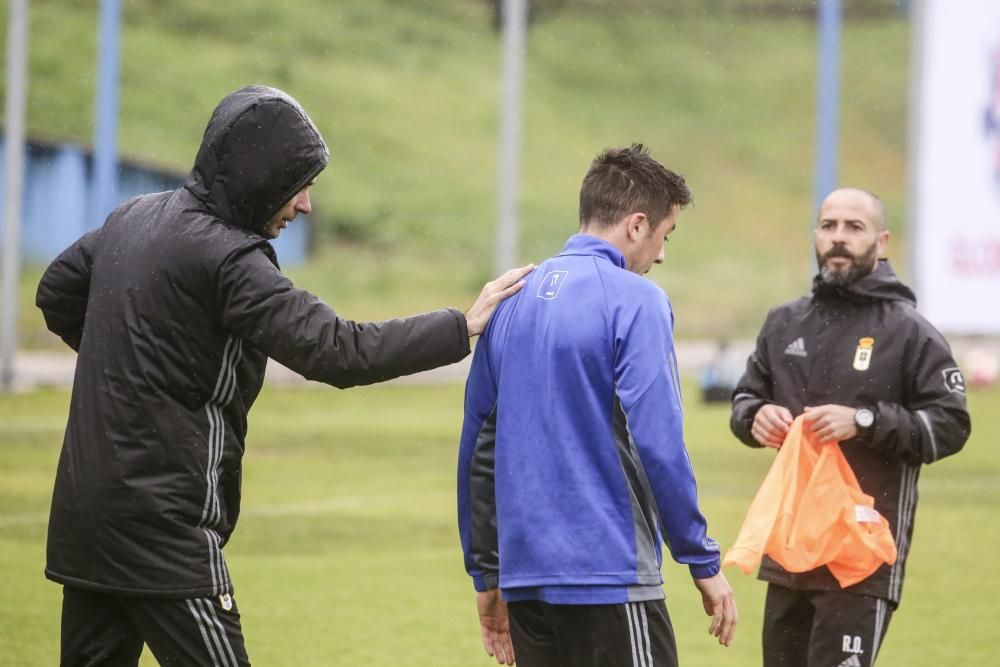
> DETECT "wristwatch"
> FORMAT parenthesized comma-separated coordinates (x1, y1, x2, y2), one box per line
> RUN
(854, 407, 875, 432)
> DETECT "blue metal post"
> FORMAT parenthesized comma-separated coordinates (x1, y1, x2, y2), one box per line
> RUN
(92, 0, 122, 228)
(814, 0, 842, 219)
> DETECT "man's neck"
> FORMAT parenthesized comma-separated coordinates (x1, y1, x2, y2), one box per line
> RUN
(579, 226, 628, 258)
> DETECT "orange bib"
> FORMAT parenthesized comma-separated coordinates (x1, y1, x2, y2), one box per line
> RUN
(724, 416, 897, 587)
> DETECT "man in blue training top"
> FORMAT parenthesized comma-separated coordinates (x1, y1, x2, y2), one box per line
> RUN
(457, 144, 738, 666)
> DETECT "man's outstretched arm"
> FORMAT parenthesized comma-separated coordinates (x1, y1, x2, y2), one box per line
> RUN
(218, 246, 531, 387)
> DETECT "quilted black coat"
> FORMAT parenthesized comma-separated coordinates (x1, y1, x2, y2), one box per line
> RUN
(37, 86, 470, 597)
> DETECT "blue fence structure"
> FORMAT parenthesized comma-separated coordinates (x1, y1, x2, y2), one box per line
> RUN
(0, 136, 311, 266)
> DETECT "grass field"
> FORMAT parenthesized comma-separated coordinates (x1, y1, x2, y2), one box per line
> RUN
(1, 378, 997, 665)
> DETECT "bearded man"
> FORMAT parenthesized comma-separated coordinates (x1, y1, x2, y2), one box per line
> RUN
(729, 187, 971, 667)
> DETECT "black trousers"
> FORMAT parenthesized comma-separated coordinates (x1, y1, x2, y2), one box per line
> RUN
(508, 599, 678, 667)
(762, 583, 895, 667)
(60, 586, 250, 667)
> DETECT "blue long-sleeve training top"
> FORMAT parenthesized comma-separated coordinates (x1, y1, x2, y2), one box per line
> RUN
(457, 233, 720, 605)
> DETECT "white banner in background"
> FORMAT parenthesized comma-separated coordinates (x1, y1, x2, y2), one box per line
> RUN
(912, 0, 1000, 334)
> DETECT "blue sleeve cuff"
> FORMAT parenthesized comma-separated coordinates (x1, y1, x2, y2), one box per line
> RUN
(689, 560, 721, 580)
(473, 573, 500, 592)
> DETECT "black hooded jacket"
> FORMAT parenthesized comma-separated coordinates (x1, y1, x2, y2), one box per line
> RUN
(36, 86, 471, 598)
(730, 260, 971, 604)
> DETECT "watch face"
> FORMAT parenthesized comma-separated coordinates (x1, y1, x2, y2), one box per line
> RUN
(856, 409, 875, 429)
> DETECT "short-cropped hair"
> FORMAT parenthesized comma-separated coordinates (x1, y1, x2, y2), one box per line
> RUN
(579, 144, 692, 229)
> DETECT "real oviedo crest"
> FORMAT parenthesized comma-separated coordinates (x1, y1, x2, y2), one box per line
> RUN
(852, 337, 875, 372)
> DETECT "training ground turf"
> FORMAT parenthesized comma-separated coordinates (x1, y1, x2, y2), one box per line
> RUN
(1, 380, 997, 665)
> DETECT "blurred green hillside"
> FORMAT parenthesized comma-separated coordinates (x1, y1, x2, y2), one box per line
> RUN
(3, 0, 909, 339)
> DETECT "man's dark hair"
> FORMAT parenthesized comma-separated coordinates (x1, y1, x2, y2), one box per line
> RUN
(579, 144, 692, 229)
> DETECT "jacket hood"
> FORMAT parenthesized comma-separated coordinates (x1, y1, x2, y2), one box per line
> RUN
(812, 258, 916, 306)
(183, 85, 330, 234)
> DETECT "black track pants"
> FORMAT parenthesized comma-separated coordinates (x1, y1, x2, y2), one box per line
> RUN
(60, 586, 250, 667)
(762, 583, 894, 667)
(508, 599, 678, 667)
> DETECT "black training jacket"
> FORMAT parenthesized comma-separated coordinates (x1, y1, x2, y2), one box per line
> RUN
(730, 260, 970, 604)
(37, 86, 470, 598)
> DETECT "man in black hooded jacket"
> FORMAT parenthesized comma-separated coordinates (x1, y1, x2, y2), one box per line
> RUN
(729, 188, 971, 667)
(36, 85, 531, 666)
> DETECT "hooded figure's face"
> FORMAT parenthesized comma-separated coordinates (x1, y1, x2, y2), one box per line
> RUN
(184, 85, 329, 236)
(263, 185, 313, 239)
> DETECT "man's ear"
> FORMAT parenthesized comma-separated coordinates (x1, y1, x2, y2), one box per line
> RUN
(876, 229, 891, 257)
(624, 212, 647, 241)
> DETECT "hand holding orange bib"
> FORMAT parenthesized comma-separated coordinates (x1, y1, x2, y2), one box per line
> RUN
(724, 415, 897, 587)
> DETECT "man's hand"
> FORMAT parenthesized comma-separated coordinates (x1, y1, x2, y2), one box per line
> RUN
(693, 572, 738, 647)
(751, 404, 794, 448)
(476, 590, 515, 665)
(803, 404, 858, 444)
(465, 265, 535, 337)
